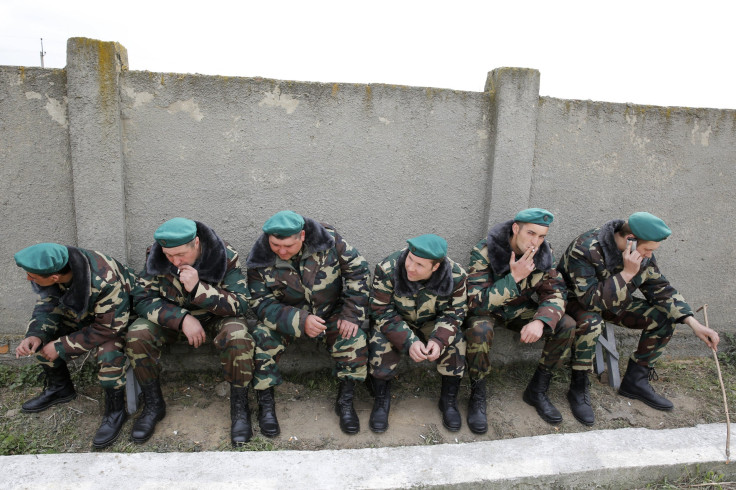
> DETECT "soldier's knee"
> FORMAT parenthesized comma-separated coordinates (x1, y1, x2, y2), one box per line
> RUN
(464, 316, 495, 339)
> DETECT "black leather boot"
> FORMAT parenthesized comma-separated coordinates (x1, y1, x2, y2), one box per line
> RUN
(21, 363, 77, 413)
(230, 384, 253, 445)
(257, 387, 280, 437)
(369, 378, 391, 433)
(467, 378, 488, 435)
(523, 366, 562, 424)
(93, 388, 128, 449)
(131, 380, 166, 443)
(438, 376, 462, 432)
(568, 370, 594, 426)
(618, 358, 673, 411)
(334, 379, 360, 434)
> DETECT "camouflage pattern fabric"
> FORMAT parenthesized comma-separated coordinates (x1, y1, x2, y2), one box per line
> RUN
(246, 219, 370, 388)
(24, 247, 139, 389)
(464, 221, 569, 380)
(128, 222, 254, 384)
(368, 248, 468, 380)
(558, 219, 694, 369)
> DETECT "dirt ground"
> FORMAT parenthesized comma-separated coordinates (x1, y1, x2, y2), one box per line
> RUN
(1, 354, 733, 454)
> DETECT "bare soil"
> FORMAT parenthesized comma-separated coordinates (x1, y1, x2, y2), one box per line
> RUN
(1, 355, 733, 455)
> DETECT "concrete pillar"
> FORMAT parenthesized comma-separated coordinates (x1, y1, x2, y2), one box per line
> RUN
(484, 68, 540, 227)
(66, 38, 128, 262)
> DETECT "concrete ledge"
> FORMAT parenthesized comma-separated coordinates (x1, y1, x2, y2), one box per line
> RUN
(2, 424, 733, 489)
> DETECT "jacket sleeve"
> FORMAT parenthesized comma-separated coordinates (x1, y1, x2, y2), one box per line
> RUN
(26, 292, 64, 343)
(467, 244, 521, 316)
(429, 264, 468, 348)
(134, 271, 190, 330)
(530, 269, 566, 329)
(188, 248, 249, 317)
(370, 263, 419, 352)
(334, 231, 371, 324)
(636, 261, 693, 322)
(247, 266, 308, 337)
(565, 244, 634, 314)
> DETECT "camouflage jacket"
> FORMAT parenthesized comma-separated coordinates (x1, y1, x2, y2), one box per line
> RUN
(246, 218, 370, 337)
(25, 247, 139, 361)
(557, 219, 693, 321)
(134, 221, 249, 329)
(467, 220, 566, 329)
(371, 248, 468, 351)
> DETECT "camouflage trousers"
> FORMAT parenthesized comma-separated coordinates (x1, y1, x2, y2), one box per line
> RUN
(125, 316, 254, 388)
(368, 321, 466, 380)
(33, 320, 127, 390)
(250, 320, 368, 390)
(566, 297, 676, 371)
(463, 313, 575, 381)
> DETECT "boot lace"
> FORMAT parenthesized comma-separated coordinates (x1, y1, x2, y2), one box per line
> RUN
(648, 367, 659, 382)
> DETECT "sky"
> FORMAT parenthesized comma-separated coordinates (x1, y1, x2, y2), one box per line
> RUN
(1, 0, 734, 109)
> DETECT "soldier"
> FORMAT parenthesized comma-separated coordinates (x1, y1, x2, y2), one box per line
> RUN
(464, 209, 575, 431)
(558, 212, 719, 423)
(126, 217, 255, 446)
(14, 242, 139, 449)
(368, 234, 468, 433)
(246, 211, 370, 436)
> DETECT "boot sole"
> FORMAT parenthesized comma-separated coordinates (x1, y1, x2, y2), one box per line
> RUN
(618, 389, 673, 411)
(21, 393, 77, 413)
(523, 391, 562, 425)
(468, 425, 488, 435)
(369, 424, 388, 433)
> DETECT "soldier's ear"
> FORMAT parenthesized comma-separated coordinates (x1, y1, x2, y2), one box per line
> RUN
(511, 222, 520, 236)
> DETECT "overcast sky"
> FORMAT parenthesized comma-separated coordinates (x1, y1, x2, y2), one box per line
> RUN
(1, 0, 734, 109)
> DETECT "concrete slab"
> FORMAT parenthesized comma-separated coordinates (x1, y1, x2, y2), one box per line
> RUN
(3, 423, 733, 489)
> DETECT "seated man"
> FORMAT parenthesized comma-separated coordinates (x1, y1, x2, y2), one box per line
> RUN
(126, 217, 255, 446)
(558, 212, 719, 422)
(14, 242, 139, 449)
(464, 209, 575, 431)
(246, 211, 370, 436)
(368, 234, 468, 433)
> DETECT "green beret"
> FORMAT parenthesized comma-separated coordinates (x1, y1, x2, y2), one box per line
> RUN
(407, 234, 447, 260)
(154, 218, 197, 247)
(514, 208, 554, 226)
(14, 243, 69, 275)
(628, 212, 671, 242)
(262, 211, 305, 237)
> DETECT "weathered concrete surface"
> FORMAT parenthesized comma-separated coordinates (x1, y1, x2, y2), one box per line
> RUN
(2, 423, 733, 489)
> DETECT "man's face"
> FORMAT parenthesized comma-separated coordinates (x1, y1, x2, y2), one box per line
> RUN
(405, 252, 440, 282)
(25, 272, 57, 287)
(510, 222, 548, 255)
(635, 239, 661, 259)
(162, 237, 201, 268)
(268, 231, 305, 261)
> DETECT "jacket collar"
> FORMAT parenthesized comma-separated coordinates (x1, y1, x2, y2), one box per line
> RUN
(246, 217, 335, 269)
(486, 219, 553, 276)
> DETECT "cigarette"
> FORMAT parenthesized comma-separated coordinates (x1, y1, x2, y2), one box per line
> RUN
(176, 268, 180, 275)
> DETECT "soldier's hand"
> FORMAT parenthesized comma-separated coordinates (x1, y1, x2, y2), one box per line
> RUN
(520, 319, 544, 343)
(304, 315, 327, 338)
(621, 240, 642, 280)
(425, 339, 442, 361)
(39, 342, 59, 361)
(178, 265, 200, 293)
(15, 336, 42, 358)
(409, 341, 428, 363)
(182, 315, 206, 348)
(510, 247, 537, 283)
(337, 319, 359, 339)
(685, 316, 720, 351)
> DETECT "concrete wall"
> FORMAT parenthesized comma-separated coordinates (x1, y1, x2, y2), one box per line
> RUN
(1, 37, 734, 351)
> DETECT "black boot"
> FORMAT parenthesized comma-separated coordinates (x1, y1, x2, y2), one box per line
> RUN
(21, 363, 76, 413)
(438, 376, 462, 432)
(467, 378, 488, 435)
(568, 370, 594, 426)
(230, 385, 253, 445)
(618, 358, 673, 411)
(523, 366, 562, 424)
(131, 380, 166, 443)
(335, 379, 360, 434)
(93, 388, 128, 449)
(369, 378, 391, 433)
(257, 387, 280, 437)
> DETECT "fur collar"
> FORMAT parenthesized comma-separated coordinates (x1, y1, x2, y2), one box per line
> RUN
(146, 221, 228, 283)
(246, 216, 335, 269)
(486, 220, 553, 276)
(598, 219, 625, 271)
(393, 248, 455, 297)
(31, 246, 91, 318)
